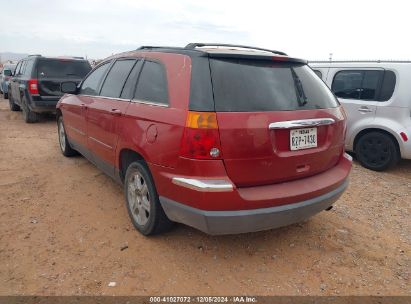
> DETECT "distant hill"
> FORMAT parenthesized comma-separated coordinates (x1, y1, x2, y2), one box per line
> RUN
(0, 52, 29, 63)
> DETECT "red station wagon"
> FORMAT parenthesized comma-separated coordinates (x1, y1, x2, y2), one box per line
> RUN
(57, 43, 352, 235)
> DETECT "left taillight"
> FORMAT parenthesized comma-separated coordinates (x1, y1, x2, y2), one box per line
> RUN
(28, 79, 39, 95)
(180, 111, 223, 160)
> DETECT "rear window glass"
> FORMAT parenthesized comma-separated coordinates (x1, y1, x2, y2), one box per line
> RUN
(210, 59, 338, 112)
(37, 59, 91, 79)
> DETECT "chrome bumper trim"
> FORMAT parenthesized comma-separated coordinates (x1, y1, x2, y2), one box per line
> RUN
(172, 177, 234, 192)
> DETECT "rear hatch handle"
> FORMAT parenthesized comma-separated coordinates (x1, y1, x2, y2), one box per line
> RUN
(269, 118, 335, 129)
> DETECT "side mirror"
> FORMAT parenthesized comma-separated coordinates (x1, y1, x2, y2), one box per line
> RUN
(61, 81, 78, 94)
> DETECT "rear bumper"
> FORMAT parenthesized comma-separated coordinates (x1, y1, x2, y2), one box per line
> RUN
(27, 95, 59, 113)
(160, 178, 348, 235)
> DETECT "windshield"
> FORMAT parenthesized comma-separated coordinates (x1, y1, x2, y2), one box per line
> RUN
(37, 59, 91, 79)
(210, 59, 339, 112)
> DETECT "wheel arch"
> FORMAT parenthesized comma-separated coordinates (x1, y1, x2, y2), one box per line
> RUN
(118, 148, 146, 183)
(353, 128, 401, 155)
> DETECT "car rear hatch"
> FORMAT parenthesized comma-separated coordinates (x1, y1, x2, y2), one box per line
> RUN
(36, 58, 91, 98)
(208, 55, 346, 187)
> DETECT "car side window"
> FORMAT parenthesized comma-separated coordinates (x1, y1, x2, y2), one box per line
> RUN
(332, 70, 384, 101)
(24, 60, 34, 77)
(120, 60, 143, 99)
(80, 62, 110, 96)
(313, 70, 322, 79)
(134, 60, 169, 105)
(100, 59, 136, 98)
(378, 70, 396, 101)
(20, 61, 27, 76)
(14, 61, 22, 76)
(361, 71, 381, 100)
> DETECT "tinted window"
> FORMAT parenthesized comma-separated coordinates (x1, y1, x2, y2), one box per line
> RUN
(379, 70, 396, 101)
(189, 56, 215, 111)
(20, 61, 27, 75)
(24, 60, 34, 76)
(80, 62, 110, 96)
(120, 60, 143, 99)
(210, 59, 338, 112)
(134, 61, 168, 104)
(14, 62, 22, 75)
(100, 59, 136, 98)
(37, 59, 91, 79)
(331, 70, 387, 101)
(313, 70, 322, 79)
(332, 71, 363, 99)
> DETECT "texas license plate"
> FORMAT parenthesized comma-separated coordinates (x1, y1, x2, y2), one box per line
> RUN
(290, 128, 317, 151)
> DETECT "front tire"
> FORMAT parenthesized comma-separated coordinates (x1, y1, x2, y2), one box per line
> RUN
(124, 161, 173, 236)
(356, 131, 399, 171)
(58, 116, 77, 156)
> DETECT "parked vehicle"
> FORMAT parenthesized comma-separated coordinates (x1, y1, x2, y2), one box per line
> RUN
(310, 61, 411, 171)
(57, 43, 352, 236)
(8, 55, 91, 123)
(0, 64, 16, 99)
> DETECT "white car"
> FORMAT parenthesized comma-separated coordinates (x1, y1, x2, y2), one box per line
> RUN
(310, 61, 411, 171)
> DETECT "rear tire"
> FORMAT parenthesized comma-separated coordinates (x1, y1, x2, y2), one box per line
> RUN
(58, 116, 77, 157)
(124, 161, 174, 236)
(356, 131, 399, 171)
(21, 97, 39, 123)
(4, 92, 8, 99)
(8, 94, 20, 111)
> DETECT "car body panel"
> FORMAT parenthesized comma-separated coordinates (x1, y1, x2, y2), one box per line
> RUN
(57, 47, 352, 234)
(310, 61, 411, 159)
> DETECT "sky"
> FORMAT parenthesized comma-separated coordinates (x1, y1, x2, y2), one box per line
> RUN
(0, 0, 410, 60)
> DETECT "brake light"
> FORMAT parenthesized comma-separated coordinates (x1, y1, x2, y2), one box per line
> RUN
(180, 111, 222, 159)
(28, 79, 39, 95)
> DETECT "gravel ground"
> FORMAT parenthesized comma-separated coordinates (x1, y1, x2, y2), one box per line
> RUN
(0, 96, 409, 296)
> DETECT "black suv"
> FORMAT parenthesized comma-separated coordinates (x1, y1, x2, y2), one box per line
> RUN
(8, 55, 91, 123)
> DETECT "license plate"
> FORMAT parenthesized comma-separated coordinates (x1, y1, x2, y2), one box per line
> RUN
(290, 128, 317, 151)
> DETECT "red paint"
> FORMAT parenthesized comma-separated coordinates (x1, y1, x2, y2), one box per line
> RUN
(57, 50, 351, 212)
(400, 132, 408, 142)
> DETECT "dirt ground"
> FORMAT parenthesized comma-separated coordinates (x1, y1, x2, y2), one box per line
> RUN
(0, 96, 409, 296)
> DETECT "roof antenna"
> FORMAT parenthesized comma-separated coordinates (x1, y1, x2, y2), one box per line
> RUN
(329, 52, 333, 62)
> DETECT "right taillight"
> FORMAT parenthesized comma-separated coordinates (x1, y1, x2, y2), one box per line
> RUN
(180, 111, 222, 160)
(28, 79, 39, 95)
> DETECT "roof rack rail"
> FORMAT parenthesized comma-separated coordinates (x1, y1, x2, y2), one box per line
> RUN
(28, 54, 41, 57)
(136, 46, 177, 51)
(185, 43, 287, 56)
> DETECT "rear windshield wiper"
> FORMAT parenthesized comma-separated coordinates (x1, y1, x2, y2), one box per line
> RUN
(291, 68, 307, 107)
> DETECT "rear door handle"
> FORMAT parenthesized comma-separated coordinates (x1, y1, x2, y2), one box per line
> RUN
(111, 109, 122, 116)
(358, 106, 373, 113)
(80, 104, 88, 109)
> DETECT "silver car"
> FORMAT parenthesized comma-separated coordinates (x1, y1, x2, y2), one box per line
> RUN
(310, 61, 411, 171)
(0, 64, 16, 99)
